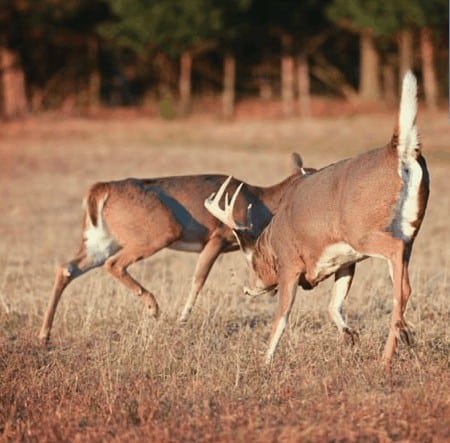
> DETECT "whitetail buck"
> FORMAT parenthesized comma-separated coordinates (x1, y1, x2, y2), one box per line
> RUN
(205, 72, 430, 371)
(39, 153, 315, 344)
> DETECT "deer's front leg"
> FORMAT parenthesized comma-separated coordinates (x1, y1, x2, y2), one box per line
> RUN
(179, 237, 224, 322)
(265, 272, 299, 364)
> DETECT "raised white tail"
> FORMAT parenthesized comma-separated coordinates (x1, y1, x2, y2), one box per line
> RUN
(398, 70, 419, 158)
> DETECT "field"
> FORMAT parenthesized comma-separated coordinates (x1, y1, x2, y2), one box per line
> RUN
(0, 108, 449, 442)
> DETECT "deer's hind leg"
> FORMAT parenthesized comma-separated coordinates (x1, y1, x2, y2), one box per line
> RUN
(39, 244, 106, 345)
(104, 235, 177, 318)
(356, 232, 410, 372)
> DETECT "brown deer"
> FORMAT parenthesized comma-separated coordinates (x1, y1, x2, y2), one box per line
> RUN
(205, 71, 430, 371)
(39, 153, 315, 344)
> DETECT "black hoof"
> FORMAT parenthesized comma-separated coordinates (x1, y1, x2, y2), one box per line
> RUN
(399, 328, 412, 347)
(342, 327, 359, 346)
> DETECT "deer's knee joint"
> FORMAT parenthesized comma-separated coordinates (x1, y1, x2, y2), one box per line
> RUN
(63, 263, 79, 278)
(104, 258, 114, 272)
(104, 259, 125, 277)
(57, 263, 79, 281)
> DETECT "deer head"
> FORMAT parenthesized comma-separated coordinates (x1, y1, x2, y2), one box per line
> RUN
(204, 176, 278, 296)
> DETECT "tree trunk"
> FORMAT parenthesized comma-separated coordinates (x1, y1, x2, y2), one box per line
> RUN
(155, 51, 176, 92)
(88, 37, 100, 110)
(359, 29, 380, 101)
(0, 46, 27, 118)
(297, 52, 311, 117)
(281, 55, 295, 117)
(222, 53, 235, 119)
(420, 27, 438, 110)
(310, 53, 358, 101)
(382, 63, 396, 105)
(179, 50, 192, 116)
(398, 28, 413, 84)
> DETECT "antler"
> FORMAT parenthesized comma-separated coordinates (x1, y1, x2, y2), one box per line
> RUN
(204, 176, 251, 231)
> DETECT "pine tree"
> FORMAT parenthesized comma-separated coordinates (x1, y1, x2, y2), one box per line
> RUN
(100, 0, 224, 116)
(402, 0, 448, 109)
(250, 0, 330, 117)
(327, 0, 401, 101)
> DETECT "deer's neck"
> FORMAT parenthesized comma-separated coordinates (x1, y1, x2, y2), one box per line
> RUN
(252, 224, 278, 286)
(259, 174, 300, 213)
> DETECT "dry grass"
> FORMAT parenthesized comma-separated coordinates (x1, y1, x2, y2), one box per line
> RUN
(0, 109, 449, 442)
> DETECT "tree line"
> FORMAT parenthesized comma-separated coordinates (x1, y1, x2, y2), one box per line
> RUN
(0, 0, 447, 119)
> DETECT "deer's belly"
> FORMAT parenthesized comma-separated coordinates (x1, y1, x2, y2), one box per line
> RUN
(312, 242, 366, 282)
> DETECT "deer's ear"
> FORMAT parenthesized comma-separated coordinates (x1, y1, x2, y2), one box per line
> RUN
(291, 152, 303, 172)
(291, 152, 303, 169)
(291, 152, 317, 176)
(290, 152, 306, 175)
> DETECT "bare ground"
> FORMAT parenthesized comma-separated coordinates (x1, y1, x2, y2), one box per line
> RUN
(0, 108, 449, 442)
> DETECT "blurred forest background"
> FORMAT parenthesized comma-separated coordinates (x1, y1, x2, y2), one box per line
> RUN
(0, 0, 448, 120)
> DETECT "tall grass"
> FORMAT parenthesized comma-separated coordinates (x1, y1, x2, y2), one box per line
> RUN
(1, 113, 449, 442)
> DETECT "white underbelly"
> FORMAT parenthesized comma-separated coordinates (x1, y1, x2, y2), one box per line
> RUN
(313, 242, 366, 281)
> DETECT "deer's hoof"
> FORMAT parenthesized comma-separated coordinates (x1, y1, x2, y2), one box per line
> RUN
(149, 305, 160, 319)
(38, 331, 50, 348)
(399, 327, 412, 347)
(342, 327, 359, 346)
(141, 294, 160, 319)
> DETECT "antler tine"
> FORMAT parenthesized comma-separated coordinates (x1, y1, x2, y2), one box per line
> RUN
(223, 182, 244, 228)
(204, 176, 248, 231)
(213, 175, 232, 205)
(205, 176, 233, 227)
(230, 182, 243, 211)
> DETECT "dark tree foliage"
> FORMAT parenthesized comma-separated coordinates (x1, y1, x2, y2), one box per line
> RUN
(327, 0, 448, 35)
(0, 0, 110, 108)
(0, 0, 447, 113)
(99, 0, 224, 55)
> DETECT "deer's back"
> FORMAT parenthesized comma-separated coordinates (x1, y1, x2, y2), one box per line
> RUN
(90, 174, 272, 251)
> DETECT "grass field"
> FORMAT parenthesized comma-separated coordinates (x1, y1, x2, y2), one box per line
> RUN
(1, 109, 449, 442)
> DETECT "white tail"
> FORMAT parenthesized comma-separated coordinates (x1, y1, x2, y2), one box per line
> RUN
(398, 70, 419, 158)
(206, 72, 430, 372)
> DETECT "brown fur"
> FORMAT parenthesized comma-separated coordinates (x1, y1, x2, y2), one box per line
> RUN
(39, 154, 315, 344)
(207, 76, 430, 371)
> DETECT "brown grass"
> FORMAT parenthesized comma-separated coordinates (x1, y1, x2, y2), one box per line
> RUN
(0, 109, 449, 442)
